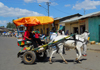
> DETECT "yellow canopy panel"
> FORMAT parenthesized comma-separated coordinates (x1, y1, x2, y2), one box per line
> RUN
(13, 16, 54, 27)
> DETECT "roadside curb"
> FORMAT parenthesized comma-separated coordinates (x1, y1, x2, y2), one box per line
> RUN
(87, 44, 100, 51)
(87, 48, 100, 51)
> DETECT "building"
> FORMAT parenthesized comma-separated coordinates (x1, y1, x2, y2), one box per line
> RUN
(54, 13, 82, 31)
(0, 27, 9, 33)
(33, 13, 82, 35)
(33, 24, 53, 35)
(60, 11, 100, 42)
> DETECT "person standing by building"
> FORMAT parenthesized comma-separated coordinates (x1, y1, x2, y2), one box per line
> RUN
(50, 30, 57, 41)
(82, 30, 90, 56)
(65, 30, 69, 35)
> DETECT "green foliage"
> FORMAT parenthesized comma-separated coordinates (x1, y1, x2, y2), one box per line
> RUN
(0, 26, 5, 28)
(6, 19, 16, 29)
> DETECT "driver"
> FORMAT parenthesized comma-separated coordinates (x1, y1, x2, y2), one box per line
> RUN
(23, 27, 38, 48)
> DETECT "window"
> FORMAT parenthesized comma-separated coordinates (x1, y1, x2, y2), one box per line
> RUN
(73, 27, 78, 34)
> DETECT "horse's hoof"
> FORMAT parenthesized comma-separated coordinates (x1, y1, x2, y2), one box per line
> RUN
(49, 62, 52, 64)
(76, 58, 78, 60)
(74, 60, 81, 64)
(49, 61, 52, 64)
(65, 61, 68, 64)
(64, 60, 68, 64)
(77, 60, 81, 63)
(76, 60, 81, 63)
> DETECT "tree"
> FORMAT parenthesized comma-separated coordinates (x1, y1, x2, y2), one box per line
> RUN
(6, 19, 16, 29)
(6, 22, 12, 28)
(0, 26, 5, 28)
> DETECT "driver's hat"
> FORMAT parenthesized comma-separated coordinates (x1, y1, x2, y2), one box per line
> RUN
(85, 30, 88, 32)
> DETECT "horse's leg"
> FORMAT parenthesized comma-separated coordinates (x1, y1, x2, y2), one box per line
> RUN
(58, 44, 68, 64)
(77, 47, 82, 63)
(75, 46, 82, 63)
(74, 47, 79, 63)
(49, 49, 57, 64)
(83, 44, 87, 55)
(75, 47, 79, 59)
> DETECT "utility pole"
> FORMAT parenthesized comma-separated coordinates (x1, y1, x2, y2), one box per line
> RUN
(46, 2, 51, 36)
(39, 2, 51, 16)
(84, 9, 85, 15)
(46, 2, 51, 16)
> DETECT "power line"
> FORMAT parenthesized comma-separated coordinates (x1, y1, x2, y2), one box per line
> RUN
(50, 6, 70, 14)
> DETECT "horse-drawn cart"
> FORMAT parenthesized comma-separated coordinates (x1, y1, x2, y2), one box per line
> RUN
(17, 35, 70, 64)
(17, 38, 48, 64)
(14, 16, 72, 64)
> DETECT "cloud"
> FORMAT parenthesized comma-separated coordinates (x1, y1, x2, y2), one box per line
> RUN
(37, 0, 49, 3)
(0, 2, 44, 17)
(0, 20, 9, 27)
(24, 0, 36, 3)
(24, 0, 58, 6)
(65, 4, 71, 7)
(73, 0, 100, 10)
(24, 0, 49, 3)
(51, 2, 58, 6)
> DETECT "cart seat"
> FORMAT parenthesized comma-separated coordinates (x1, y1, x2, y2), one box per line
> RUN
(17, 40, 32, 47)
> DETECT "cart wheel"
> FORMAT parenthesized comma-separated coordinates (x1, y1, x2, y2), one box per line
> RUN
(22, 51, 36, 64)
(36, 51, 47, 61)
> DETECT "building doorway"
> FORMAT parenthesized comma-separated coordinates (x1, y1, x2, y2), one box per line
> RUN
(73, 27, 78, 34)
(80, 25, 85, 34)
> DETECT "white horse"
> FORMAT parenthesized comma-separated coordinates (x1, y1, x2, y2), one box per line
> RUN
(49, 32, 90, 64)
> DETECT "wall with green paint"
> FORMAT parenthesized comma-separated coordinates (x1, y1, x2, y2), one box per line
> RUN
(88, 17, 100, 42)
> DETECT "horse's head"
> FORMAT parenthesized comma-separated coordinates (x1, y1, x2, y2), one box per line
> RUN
(82, 32, 90, 40)
(74, 31, 90, 43)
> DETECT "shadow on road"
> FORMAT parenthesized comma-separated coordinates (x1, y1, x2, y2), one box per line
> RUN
(20, 61, 37, 65)
(50, 58, 87, 64)
(80, 58, 87, 61)
(20, 57, 87, 65)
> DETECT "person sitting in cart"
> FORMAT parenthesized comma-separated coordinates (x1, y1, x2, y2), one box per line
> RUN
(35, 31, 42, 46)
(32, 31, 36, 41)
(23, 27, 38, 48)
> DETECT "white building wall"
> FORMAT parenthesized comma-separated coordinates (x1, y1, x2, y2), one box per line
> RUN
(65, 18, 88, 34)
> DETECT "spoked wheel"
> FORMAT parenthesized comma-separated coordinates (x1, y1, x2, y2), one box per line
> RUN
(36, 51, 47, 61)
(22, 51, 36, 64)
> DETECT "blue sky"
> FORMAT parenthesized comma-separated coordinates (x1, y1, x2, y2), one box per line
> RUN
(0, 0, 100, 27)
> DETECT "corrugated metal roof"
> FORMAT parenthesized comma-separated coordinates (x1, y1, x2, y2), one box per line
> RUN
(61, 11, 100, 23)
(54, 17, 61, 20)
(54, 13, 82, 21)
